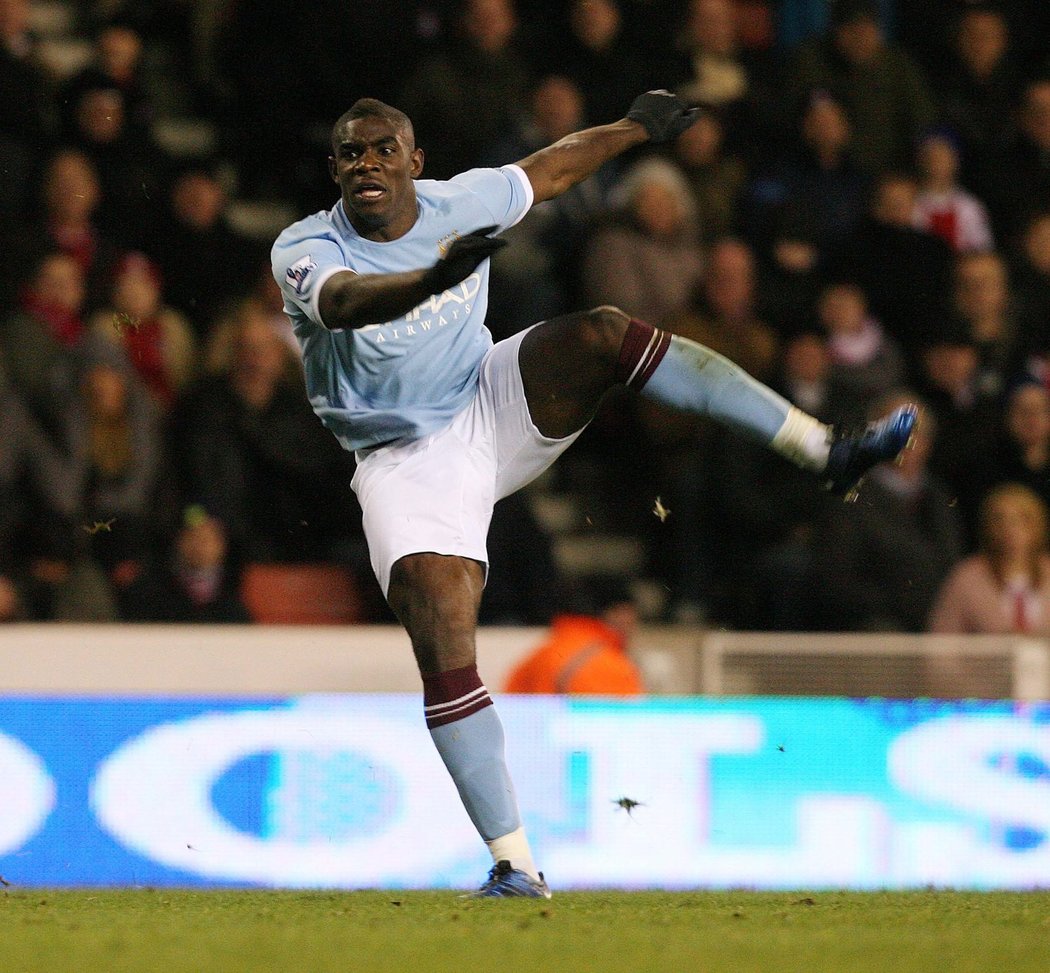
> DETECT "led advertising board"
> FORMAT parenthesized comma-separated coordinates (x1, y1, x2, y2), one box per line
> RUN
(0, 696, 1047, 889)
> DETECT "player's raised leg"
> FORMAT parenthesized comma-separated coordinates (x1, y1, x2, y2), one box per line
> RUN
(386, 551, 551, 899)
(518, 306, 915, 498)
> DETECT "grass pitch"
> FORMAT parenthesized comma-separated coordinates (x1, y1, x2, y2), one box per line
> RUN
(2, 889, 1048, 973)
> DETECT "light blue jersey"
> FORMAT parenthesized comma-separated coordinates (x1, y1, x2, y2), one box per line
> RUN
(272, 165, 534, 452)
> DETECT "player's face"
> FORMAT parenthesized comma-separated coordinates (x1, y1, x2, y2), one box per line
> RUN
(329, 116, 424, 240)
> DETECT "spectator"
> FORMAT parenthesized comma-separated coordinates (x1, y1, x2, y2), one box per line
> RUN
(89, 251, 198, 412)
(673, 0, 747, 109)
(951, 250, 1020, 400)
(483, 74, 615, 336)
(804, 394, 965, 632)
(59, 16, 154, 139)
(504, 575, 645, 695)
(548, 0, 658, 127)
(119, 504, 251, 624)
(984, 77, 1050, 241)
(1, 397, 120, 622)
(663, 236, 778, 383)
(760, 226, 825, 337)
(785, 0, 936, 176)
(398, 0, 531, 179)
(986, 379, 1050, 514)
(1012, 211, 1050, 371)
(0, 251, 101, 435)
(581, 156, 705, 325)
(64, 81, 169, 250)
(832, 171, 954, 352)
(550, 156, 707, 540)
(933, 5, 1020, 198)
(916, 323, 1002, 541)
(168, 297, 359, 562)
(777, 0, 893, 52)
(930, 482, 1050, 635)
(9, 346, 161, 621)
(817, 279, 906, 419)
(671, 0, 782, 163)
(927, 483, 1050, 697)
(670, 103, 746, 246)
(43, 346, 168, 587)
(776, 329, 858, 422)
(0, 0, 59, 221)
(145, 162, 262, 338)
(742, 89, 867, 266)
(1, 148, 122, 312)
(912, 127, 994, 254)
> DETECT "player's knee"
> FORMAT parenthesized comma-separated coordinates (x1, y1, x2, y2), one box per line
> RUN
(576, 306, 630, 364)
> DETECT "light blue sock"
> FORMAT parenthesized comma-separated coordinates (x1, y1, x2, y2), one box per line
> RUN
(633, 331, 831, 469)
(428, 705, 521, 841)
(644, 333, 791, 441)
(422, 665, 521, 841)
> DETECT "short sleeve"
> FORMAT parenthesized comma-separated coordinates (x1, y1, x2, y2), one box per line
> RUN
(449, 165, 534, 233)
(271, 233, 352, 328)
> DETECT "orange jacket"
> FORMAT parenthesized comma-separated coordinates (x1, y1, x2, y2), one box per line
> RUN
(504, 615, 645, 695)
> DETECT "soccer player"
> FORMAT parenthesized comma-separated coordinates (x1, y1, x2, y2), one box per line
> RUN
(271, 91, 915, 898)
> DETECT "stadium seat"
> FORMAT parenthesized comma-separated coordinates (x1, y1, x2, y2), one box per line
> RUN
(240, 563, 364, 624)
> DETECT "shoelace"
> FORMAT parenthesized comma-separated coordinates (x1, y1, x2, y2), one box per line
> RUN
(486, 861, 513, 884)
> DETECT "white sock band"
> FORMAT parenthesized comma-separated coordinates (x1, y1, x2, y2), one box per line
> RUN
(770, 406, 831, 472)
(486, 826, 540, 881)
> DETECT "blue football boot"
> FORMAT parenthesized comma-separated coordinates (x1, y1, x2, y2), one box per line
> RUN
(466, 860, 552, 899)
(823, 403, 918, 501)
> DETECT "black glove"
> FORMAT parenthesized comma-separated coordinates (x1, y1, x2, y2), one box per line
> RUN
(422, 226, 507, 294)
(626, 89, 702, 143)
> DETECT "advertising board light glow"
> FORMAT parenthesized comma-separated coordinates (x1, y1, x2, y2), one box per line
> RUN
(0, 696, 1047, 890)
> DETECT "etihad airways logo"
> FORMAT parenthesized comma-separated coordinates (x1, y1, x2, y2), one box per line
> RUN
(358, 274, 480, 343)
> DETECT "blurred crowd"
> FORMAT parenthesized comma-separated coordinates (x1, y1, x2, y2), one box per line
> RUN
(2, 0, 1050, 635)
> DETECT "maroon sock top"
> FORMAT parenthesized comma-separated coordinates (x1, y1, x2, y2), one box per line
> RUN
(615, 318, 672, 390)
(422, 664, 493, 728)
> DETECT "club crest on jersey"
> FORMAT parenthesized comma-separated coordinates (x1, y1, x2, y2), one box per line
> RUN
(437, 232, 461, 258)
(286, 255, 317, 295)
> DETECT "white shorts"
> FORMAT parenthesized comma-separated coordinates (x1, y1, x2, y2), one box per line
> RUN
(350, 326, 584, 596)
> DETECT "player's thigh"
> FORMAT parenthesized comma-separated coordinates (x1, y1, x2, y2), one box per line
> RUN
(478, 329, 587, 499)
(517, 305, 630, 438)
(352, 423, 496, 598)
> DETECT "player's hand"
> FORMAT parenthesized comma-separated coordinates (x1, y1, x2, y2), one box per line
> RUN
(626, 90, 702, 143)
(422, 226, 507, 294)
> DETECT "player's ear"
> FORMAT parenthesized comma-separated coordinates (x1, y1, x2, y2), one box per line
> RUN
(328, 156, 338, 184)
(410, 148, 424, 178)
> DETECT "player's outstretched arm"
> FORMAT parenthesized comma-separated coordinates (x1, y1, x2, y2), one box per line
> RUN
(318, 229, 506, 330)
(517, 90, 701, 204)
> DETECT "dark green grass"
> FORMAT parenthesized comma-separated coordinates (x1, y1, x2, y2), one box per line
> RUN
(2, 889, 1048, 973)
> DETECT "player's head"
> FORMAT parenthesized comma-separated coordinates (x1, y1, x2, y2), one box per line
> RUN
(329, 99, 424, 239)
(331, 99, 415, 154)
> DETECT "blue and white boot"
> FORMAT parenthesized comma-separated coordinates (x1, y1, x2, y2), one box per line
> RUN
(466, 860, 552, 899)
(823, 403, 918, 501)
